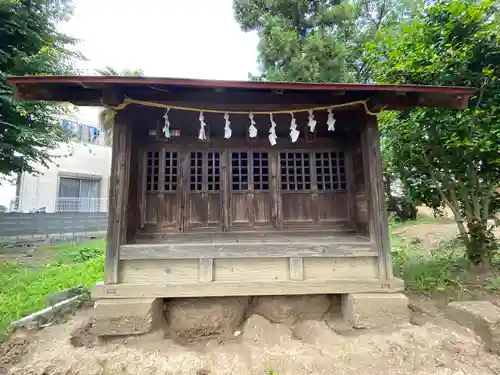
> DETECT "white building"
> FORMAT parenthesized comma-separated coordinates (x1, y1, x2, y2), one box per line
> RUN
(13, 117, 112, 213)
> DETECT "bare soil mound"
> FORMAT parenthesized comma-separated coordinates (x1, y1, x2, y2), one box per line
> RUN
(3, 307, 500, 375)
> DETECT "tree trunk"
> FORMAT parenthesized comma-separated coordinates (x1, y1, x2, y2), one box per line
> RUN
(464, 219, 495, 269)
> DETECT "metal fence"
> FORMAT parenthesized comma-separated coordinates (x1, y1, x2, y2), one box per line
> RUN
(55, 197, 107, 213)
(0, 212, 108, 243)
(8, 197, 108, 213)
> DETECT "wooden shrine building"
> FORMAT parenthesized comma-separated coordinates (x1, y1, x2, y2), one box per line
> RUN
(8, 76, 473, 332)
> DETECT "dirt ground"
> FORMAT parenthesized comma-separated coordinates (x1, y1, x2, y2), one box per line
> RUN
(3, 304, 500, 375)
(394, 207, 500, 250)
(3, 218, 500, 375)
(0, 244, 55, 268)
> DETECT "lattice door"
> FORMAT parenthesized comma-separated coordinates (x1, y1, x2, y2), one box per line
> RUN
(143, 150, 179, 229)
(279, 151, 314, 223)
(185, 151, 222, 229)
(230, 150, 272, 228)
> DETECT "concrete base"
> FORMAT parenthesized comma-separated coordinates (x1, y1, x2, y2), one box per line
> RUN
(91, 298, 163, 336)
(342, 293, 409, 329)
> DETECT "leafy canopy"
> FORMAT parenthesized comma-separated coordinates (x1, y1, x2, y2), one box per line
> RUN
(365, 0, 500, 265)
(233, 0, 354, 82)
(0, 0, 82, 180)
(233, 0, 421, 82)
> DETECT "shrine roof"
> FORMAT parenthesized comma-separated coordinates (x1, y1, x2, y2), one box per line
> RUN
(7, 75, 474, 110)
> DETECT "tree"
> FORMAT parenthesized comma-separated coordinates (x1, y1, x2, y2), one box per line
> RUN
(0, 0, 81, 181)
(233, 0, 355, 82)
(233, 0, 418, 82)
(380, 111, 419, 222)
(365, 0, 500, 267)
(342, 0, 425, 82)
(95, 66, 144, 144)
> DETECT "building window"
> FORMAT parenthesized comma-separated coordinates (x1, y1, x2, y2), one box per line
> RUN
(280, 152, 311, 191)
(315, 151, 346, 190)
(57, 177, 101, 212)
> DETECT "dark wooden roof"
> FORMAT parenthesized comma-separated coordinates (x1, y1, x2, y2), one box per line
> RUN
(7, 75, 475, 111)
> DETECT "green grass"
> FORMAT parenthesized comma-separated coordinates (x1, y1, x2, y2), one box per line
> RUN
(390, 217, 500, 298)
(0, 239, 105, 338)
(392, 236, 471, 294)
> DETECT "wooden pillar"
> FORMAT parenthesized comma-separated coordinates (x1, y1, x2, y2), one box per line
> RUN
(345, 146, 358, 229)
(105, 120, 132, 284)
(360, 117, 393, 280)
(126, 133, 139, 242)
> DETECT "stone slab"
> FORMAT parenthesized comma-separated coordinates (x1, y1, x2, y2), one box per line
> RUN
(165, 297, 248, 343)
(342, 292, 409, 329)
(91, 297, 162, 336)
(445, 300, 500, 354)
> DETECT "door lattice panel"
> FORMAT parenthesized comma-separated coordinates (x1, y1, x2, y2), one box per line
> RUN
(252, 152, 269, 191)
(315, 151, 346, 191)
(190, 152, 203, 191)
(164, 151, 178, 191)
(207, 152, 221, 191)
(279, 152, 311, 191)
(146, 151, 160, 191)
(231, 152, 249, 191)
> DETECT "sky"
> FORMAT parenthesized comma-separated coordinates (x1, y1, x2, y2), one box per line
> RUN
(0, 0, 260, 208)
(58, 0, 260, 124)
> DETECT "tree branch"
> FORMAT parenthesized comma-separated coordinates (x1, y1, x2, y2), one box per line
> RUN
(469, 164, 482, 220)
(421, 153, 469, 241)
(476, 77, 489, 109)
(441, 186, 470, 243)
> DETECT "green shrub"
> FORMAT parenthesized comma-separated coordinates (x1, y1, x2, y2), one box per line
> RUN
(392, 236, 470, 294)
(60, 246, 104, 263)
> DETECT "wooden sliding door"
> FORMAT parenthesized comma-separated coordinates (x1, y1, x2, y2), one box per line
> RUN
(229, 150, 272, 229)
(184, 151, 222, 231)
(143, 150, 180, 231)
(279, 150, 349, 228)
(313, 151, 349, 223)
(140, 146, 350, 233)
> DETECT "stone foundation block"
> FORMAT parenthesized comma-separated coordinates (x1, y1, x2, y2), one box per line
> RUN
(445, 301, 500, 354)
(254, 295, 333, 325)
(165, 297, 249, 342)
(91, 297, 162, 336)
(342, 293, 409, 329)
